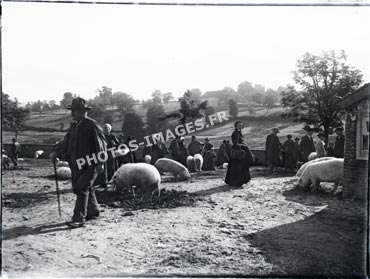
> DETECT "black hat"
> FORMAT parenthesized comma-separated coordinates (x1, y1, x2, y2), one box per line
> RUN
(303, 125, 312, 132)
(287, 134, 292, 139)
(66, 97, 92, 111)
(335, 127, 344, 132)
(317, 132, 325, 138)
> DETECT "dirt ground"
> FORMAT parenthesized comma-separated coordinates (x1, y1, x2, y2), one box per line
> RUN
(1, 159, 367, 277)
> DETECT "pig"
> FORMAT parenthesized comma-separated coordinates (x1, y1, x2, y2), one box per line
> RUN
(193, 154, 203, 172)
(2, 154, 10, 170)
(308, 152, 318, 161)
(296, 156, 336, 178)
(186, 155, 195, 172)
(144, 155, 152, 164)
(56, 166, 72, 179)
(34, 150, 44, 159)
(111, 163, 161, 201)
(298, 158, 344, 192)
(154, 158, 191, 180)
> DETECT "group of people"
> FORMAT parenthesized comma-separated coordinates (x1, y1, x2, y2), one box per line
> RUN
(142, 135, 230, 171)
(265, 125, 345, 174)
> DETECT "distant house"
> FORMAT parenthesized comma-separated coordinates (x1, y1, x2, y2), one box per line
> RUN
(338, 83, 369, 200)
(202, 90, 241, 106)
(201, 96, 219, 107)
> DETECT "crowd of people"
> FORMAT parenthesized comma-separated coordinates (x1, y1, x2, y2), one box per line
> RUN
(265, 125, 345, 174)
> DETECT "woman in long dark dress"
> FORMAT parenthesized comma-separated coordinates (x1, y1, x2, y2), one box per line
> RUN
(225, 121, 254, 187)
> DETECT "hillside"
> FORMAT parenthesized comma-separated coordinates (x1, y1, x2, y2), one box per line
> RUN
(5, 102, 337, 149)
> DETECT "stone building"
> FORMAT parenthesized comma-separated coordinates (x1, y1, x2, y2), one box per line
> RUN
(338, 83, 369, 200)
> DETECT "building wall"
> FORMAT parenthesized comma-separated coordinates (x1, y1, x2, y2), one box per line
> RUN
(342, 112, 369, 200)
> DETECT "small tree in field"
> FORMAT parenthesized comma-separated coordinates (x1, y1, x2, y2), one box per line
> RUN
(121, 112, 146, 139)
(228, 99, 239, 118)
(281, 50, 363, 142)
(165, 90, 208, 124)
(2, 93, 30, 139)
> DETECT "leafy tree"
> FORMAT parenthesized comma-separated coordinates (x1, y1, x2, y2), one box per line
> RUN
(2, 93, 30, 139)
(48, 100, 60, 110)
(162, 92, 174, 103)
(121, 112, 146, 139)
(237, 81, 254, 100)
(146, 103, 169, 133)
(277, 85, 290, 94)
(189, 89, 202, 103)
(87, 100, 104, 120)
(263, 93, 279, 113)
(30, 101, 43, 113)
(251, 92, 264, 104)
(228, 99, 239, 118)
(151, 90, 163, 104)
(60, 92, 76, 109)
(103, 115, 114, 124)
(96, 86, 113, 107)
(253, 84, 266, 95)
(141, 99, 152, 109)
(111, 92, 135, 117)
(280, 50, 363, 141)
(221, 87, 239, 103)
(165, 90, 208, 124)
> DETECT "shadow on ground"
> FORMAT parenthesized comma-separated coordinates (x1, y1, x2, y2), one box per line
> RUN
(243, 187, 367, 277)
(2, 222, 73, 241)
(2, 189, 72, 208)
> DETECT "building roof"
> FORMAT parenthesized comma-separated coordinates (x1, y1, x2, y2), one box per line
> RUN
(338, 83, 370, 109)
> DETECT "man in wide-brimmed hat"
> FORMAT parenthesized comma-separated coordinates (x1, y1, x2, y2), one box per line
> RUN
(300, 125, 315, 163)
(333, 127, 345, 158)
(50, 97, 106, 228)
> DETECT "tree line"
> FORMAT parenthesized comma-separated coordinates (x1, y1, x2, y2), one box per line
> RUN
(2, 50, 364, 143)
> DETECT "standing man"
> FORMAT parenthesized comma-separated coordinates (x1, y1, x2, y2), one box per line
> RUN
(102, 123, 120, 182)
(188, 135, 202, 156)
(10, 138, 21, 167)
(150, 139, 168, 165)
(282, 135, 295, 172)
(293, 137, 301, 168)
(169, 136, 180, 162)
(265, 128, 282, 174)
(178, 137, 188, 166)
(202, 138, 213, 156)
(300, 126, 315, 163)
(50, 97, 106, 228)
(333, 127, 345, 158)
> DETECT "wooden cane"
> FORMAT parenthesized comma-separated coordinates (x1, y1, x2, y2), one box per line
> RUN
(53, 161, 62, 217)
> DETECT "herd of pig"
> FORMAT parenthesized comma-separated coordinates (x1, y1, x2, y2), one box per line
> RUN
(5, 148, 343, 200)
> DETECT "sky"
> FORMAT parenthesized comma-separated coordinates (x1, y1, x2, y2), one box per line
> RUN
(2, 1, 370, 104)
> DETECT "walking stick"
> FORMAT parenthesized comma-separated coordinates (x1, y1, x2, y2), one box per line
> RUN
(53, 161, 62, 217)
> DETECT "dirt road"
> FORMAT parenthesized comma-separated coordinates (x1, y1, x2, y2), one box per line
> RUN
(1, 159, 367, 277)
